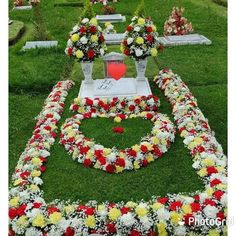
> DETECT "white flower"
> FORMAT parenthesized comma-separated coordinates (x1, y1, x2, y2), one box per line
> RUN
(174, 225, 187, 236)
(72, 25, 79, 32)
(80, 36, 88, 44)
(120, 212, 135, 227)
(82, 18, 89, 24)
(156, 208, 170, 221)
(135, 48, 143, 57)
(100, 48, 105, 56)
(127, 37, 134, 45)
(134, 26, 141, 32)
(203, 205, 219, 219)
(25, 227, 42, 236)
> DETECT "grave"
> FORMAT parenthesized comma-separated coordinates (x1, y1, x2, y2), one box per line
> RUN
(158, 34, 212, 46)
(78, 52, 152, 98)
(96, 14, 126, 23)
(104, 33, 125, 45)
(13, 5, 32, 10)
(22, 41, 58, 50)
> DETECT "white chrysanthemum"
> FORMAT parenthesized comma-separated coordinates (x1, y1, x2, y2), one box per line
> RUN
(120, 212, 135, 227)
(135, 49, 143, 57)
(156, 208, 170, 221)
(80, 36, 88, 44)
(25, 227, 42, 236)
(81, 18, 89, 24)
(127, 37, 134, 45)
(174, 225, 187, 236)
(72, 25, 79, 32)
(134, 26, 141, 32)
(203, 205, 219, 219)
(100, 48, 105, 56)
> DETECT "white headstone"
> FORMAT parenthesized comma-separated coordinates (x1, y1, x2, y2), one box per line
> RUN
(104, 33, 125, 45)
(22, 41, 58, 50)
(13, 6, 32, 10)
(96, 14, 126, 23)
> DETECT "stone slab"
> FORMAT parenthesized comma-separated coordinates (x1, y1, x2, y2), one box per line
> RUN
(158, 34, 212, 46)
(22, 41, 58, 50)
(13, 6, 32, 10)
(79, 78, 152, 98)
(96, 14, 126, 23)
(104, 33, 125, 45)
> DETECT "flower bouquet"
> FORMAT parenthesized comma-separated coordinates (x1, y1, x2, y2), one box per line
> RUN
(103, 22, 116, 34)
(164, 7, 193, 36)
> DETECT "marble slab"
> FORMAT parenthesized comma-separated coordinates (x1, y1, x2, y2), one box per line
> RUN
(158, 34, 212, 46)
(13, 6, 32, 10)
(79, 78, 152, 98)
(22, 41, 58, 50)
(104, 33, 125, 44)
(96, 14, 126, 23)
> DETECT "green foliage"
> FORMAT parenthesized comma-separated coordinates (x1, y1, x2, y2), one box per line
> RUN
(81, 0, 95, 19)
(212, 0, 227, 7)
(134, 0, 146, 17)
(9, 20, 25, 45)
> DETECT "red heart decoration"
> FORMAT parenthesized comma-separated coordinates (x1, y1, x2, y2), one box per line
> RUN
(107, 63, 127, 81)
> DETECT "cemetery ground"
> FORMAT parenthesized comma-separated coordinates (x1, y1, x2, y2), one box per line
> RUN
(9, 0, 227, 204)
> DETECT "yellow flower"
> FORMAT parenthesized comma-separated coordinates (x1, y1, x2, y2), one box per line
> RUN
(64, 205, 74, 214)
(105, 22, 112, 27)
(138, 17, 145, 25)
(206, 188, 214, 197)
(32, 157, 42, 166)
(104, 148, 112, 155)
(13, 179, 23, 186)
(97, 204, 106, 212)
(193, 137, 203, 145)
(135, 206, 148, 217)
(9, 196, 20, 207)
(91, 35, 98, 42)
(182, 204, 192, 214)
(90, 18, 98, 25)
(198, 168, 207, 177)
(202, 158, 214, 166)
(208, 229, 220, 236)
(157, 222, 167, 236)
(151, 137, 160, 144)
(180, 130, 188, 137)
(85, 215, 96, 228)
(170, 212, 182, 224)
(151, 48, 158, 57)
(108, 208, 121, 220)
(49, 212, 62, 224)
(120, 45, 125, 53)
(116, 166, 124, 173)
(78, 107, 85, 113)
(151, 25, 157, 31)
(133, 160, 140, 169)
(125, 201, 137, 208)
(76, 50, 84, 59)
(136, 37, 144, 45)
(132, 144, 140, 152)
(114, 117, 122, 123)
(17, 216, 28, 227)
(30, 184, 40, 192)
(147, 153, 154, 163)
(31, 170, 41, 177)
(71, 34, 80, 42)
(32, 214, 46, 228)
(151, 202, 163, 211)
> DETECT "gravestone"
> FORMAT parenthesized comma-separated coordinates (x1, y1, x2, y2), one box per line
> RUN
(22, 41, 58, 50)
(104, 33, 125, 45)
(13, 6, 32, 10)
(96, 14, 126, 23)
(158, 34, 211, 46)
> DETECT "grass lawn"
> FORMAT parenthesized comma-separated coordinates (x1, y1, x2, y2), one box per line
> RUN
(9, 0, 227, 203)
(9, 20, 25, 45)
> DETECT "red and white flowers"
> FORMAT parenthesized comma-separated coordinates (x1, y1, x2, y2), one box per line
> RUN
(65, 18, 107, 61)
(121, 16, 160, 60)
(164, 7, 194, 36)
(60, 111, 175, 173)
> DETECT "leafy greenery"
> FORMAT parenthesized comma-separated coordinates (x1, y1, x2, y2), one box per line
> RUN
(134, 0, 146, 17)
(81, 0, 95, 19)
(9, 0, 227, 203)
(9, 20, 25, 45)
(213, 0, 227, 7)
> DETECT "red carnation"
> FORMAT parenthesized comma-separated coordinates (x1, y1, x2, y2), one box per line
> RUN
(47, 206, 59, 215)
(80, 26, 87, 34)
(169, 201, 183, 211)
(65, 227, 75, 236)
(20, 171, 30, 179)
(217, 211, 225, 221)
(140, 145, 148, 153)
(67, 47, 73, 56)
(90, 26, 97, 33)
(106, 164, 116, 173)
(72, 104, 79, 111)
(207, 166, 218, 175)
(116, 157, 125, 167)
(85, 207, 95, 215)
(204, 199, 217, 206)
(99, 35, 105, 42)
(134, 98, 141, 105)
(95, 149, 103, 158)
(158, 197, 169, 204)
(142, 159, 148, 167)
(123, 40, 128, 46)
(113, 126, 124, 134)
(127, 149, 137, 157)
(124, 49, 130, 56)
(9, 208, 17, 219)
(17, 204, 27, 216)
(40, 165, 47, 172)
(33, 202, 42, 208)
(118, 114, 126, 120)
(80, 146, 90, 154)
(106, 222, 117, 234)
(184, 214, 195, 226)
(129, 105, 135, 111)
(210, 178, 222, 187)
(146, 26, 153, 32)
(190, 202, 201, 213)
(85, 98, 93, 106)
(121, 206, 130, 214)
(120, 100, 126, 107)
(146, 113, 153, 119)
(98, 156, 106, 165)
(127, 25, 133, 31)
(146, 34, 154, 43)
(84, 159, 92, 167)
(130, 230, 141, 236)
(213, 190, 224, 200)
(87, 49, 95, 59)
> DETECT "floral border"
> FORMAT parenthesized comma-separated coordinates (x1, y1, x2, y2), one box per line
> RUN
(60, 111, 175, 173)
(9, 70, 227, 236)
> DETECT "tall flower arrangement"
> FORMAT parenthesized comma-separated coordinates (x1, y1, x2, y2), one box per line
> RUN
(164, 7, 193, 36)
(65, 0, 107, 62)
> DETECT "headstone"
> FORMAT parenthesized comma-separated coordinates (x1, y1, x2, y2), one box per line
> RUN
(104, 33, 125, 45)
(158, 34, 212, 46)
(102, 52, 125, 78)
(13, 5, 32, 10)
(96, 14, 126, 23)
(22, 41, 58, 50)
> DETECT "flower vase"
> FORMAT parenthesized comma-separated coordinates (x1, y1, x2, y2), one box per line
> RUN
(135, 58, 148, 81)
(81, 61, 94, 84)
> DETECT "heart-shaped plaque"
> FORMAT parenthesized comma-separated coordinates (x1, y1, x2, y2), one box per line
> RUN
(107, 63, 127, 81)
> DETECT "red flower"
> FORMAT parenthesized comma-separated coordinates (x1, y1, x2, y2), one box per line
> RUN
(9, 228, 15, 236)
(40, 165, 47, 172)
(65, 227, 75, 236)
(99, 35, 105, 42)
(134, 98, 141, 105)
(33, 202, 42, 208)
(169, 201, 183, 211)
(106, 222, 117, 234)
(98, 156, 106, 165)
(80, 26, 87, 34)
(95, 149, 103, 158)
(90, 26, 97, 33)
(194, 194, 200, 202)
(140, 145, 148, 153)
(204, 199, 217, 206)
(190, 202, 201, 213)
(146, 34, 154, 43)
(184, 214, 195, 226)
(72, 104, 79, 111)
(130, 230, 141, 236)
(207, 166, 218, 175)
(142, 159, 148, 167)
(217, 211, 225, 221)
(127, 149, 137, 157)
(124, 49, 130, 56)
(87, 49, 95, 59)
(113, 126, 124, 133)
(121, 206, 130, 214)
(210, 178, 222, 187)
(9, 208, 17, 219)
(117, 114, 126, 120)
(146, 26, 153, 32)
(123, 40, 128, 46)
(80, 146, 90, 154)
(127, 25, 133, 31)
(116, 157, 125, 167)
(128, 105, 135, 111)
(84, 159, 92, 167)
(213, 190, 224, 200)
(158, 197, 169, 204)
(47, 206, 59, 215)
(106, 164, 116, 173)
(146, 113, 153, 119)
(67, 47, 73, 56)
(20, 171, 30, 179)
(120, 100, 126, 107)
(85, 98, 93, 106)
(17, 204, 27, 216)
(85, 207, 95, 215)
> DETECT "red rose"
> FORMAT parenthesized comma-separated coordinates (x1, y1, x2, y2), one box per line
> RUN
(213, 190, 224, 200)
(47, 206, 59, 215)
(116, 157, 125, 167)
(158, 197, 169, 204)
(140, 145, 148, 153)
(169, 201, 183, 211)
(134, 98, 141, 105)
(72, 104, 79, 111)
(106, 222, 117, 234)
(207, 166, 218, 175)
(184, 214, 195, 226)
(210, 178, 222, 187)
(146, 26, 153, 32)
(190, 202, 201, 213)
(124, 49, 130, 56)
(113, 126, 124, 133)
(194, 194, 200, 202)
(65, 227, 75, 236)
(9, 228, 15, 236)
(98, 156, 106, 165)
(95, 149, 103, 158)
(85, 98, 93, 106)
(204, 199, 217, 206)
(90, 26, 97, 33)
(80, 26, 87, 34)
(99, 35, 105, 42)
(80, 146, 90, 154)
(120, 100, 126, 107)
(118, 114, 126, 120)
(20, 171, 30, 179)
(130, 230, 141, 236)
(123, 40, 128, 46)
(84, 159, 92, 167)
(146, 34, 154, 43)
(142, 159, 148, 167)
(127, 25, 133, 32)
(9, 208, 17, 219)
(87, 49, 95, 59)
(106, 164, 116, 173)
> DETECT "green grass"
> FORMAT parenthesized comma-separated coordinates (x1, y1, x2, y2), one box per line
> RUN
(9, 20, 25, 45)
(9, 0, 227, 203)
(213, 0, 227, 7)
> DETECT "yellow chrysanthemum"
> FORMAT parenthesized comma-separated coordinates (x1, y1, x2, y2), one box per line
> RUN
(91, 35, 98, 42)
(31, 170, 41, 177)
(151, 48, 158, 57)
(104, 148, 112, 155)
(114, 117, 122, 123)
(202, 158, 214, 166)
(151, 137, 160, 144)
(157, 222, 167, 236)
(16, 215, 28, 227)
(32, 214, 46, 228)
(170, 212, 182, 224)
(32, 157, 42, 166)
(116, 166, 124, 173)
(147, 153, 154, 163)
(71, 34, 80, 42)
(138, 17, 145, 25)
(49, 212, 62, 224)
(9, 196, 20, 207)
(97, 204, 106, 212)
(64, 205, 74, 214)
(90, 18, 98, 25)
(105, 22, 112, 27)
(198, 168, 207, 177)
(136, 37, 144, 45)
(13, 179, 23, 186)
(75, 50, 84, 59)
(135, 206, 148, 217)
(108, 208, 121, 220)
(133, 160, 140, 169)
(206, 188, 214, 197)
(85, 215, 96, 228)
(30, 184, 40, 192)
(151, 202, 163, 211)
(208, 229, 220, 236)
(182, 204, 192, 214)
(132, 144, 140, 152)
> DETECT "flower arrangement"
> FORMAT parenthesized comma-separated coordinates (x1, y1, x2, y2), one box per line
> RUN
(91, 0, 118, 5)
(14, 0, 24, 6)
(101, 4, 116, 14)
(164, 7, 193, 36)
(103, 22, 116, 34)
(121, 16, 160, 60)
(60, 111, 175, 173)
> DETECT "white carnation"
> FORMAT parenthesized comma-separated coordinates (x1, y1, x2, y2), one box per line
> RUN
(82, 18, 89, 24)
(127, 37, 134, 45)
(134, 26, 140, 32)
(156, 208, 170, 221)
(120, 212, 135, 227)
(80, 36, 88, 44)
(174, 226, 187, 236)
(203, 205, 219, 219)
(135, 49, 143, 57)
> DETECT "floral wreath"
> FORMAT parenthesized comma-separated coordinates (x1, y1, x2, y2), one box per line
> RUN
(60, 111, 176, 173)
(9, 70, 227, 235)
